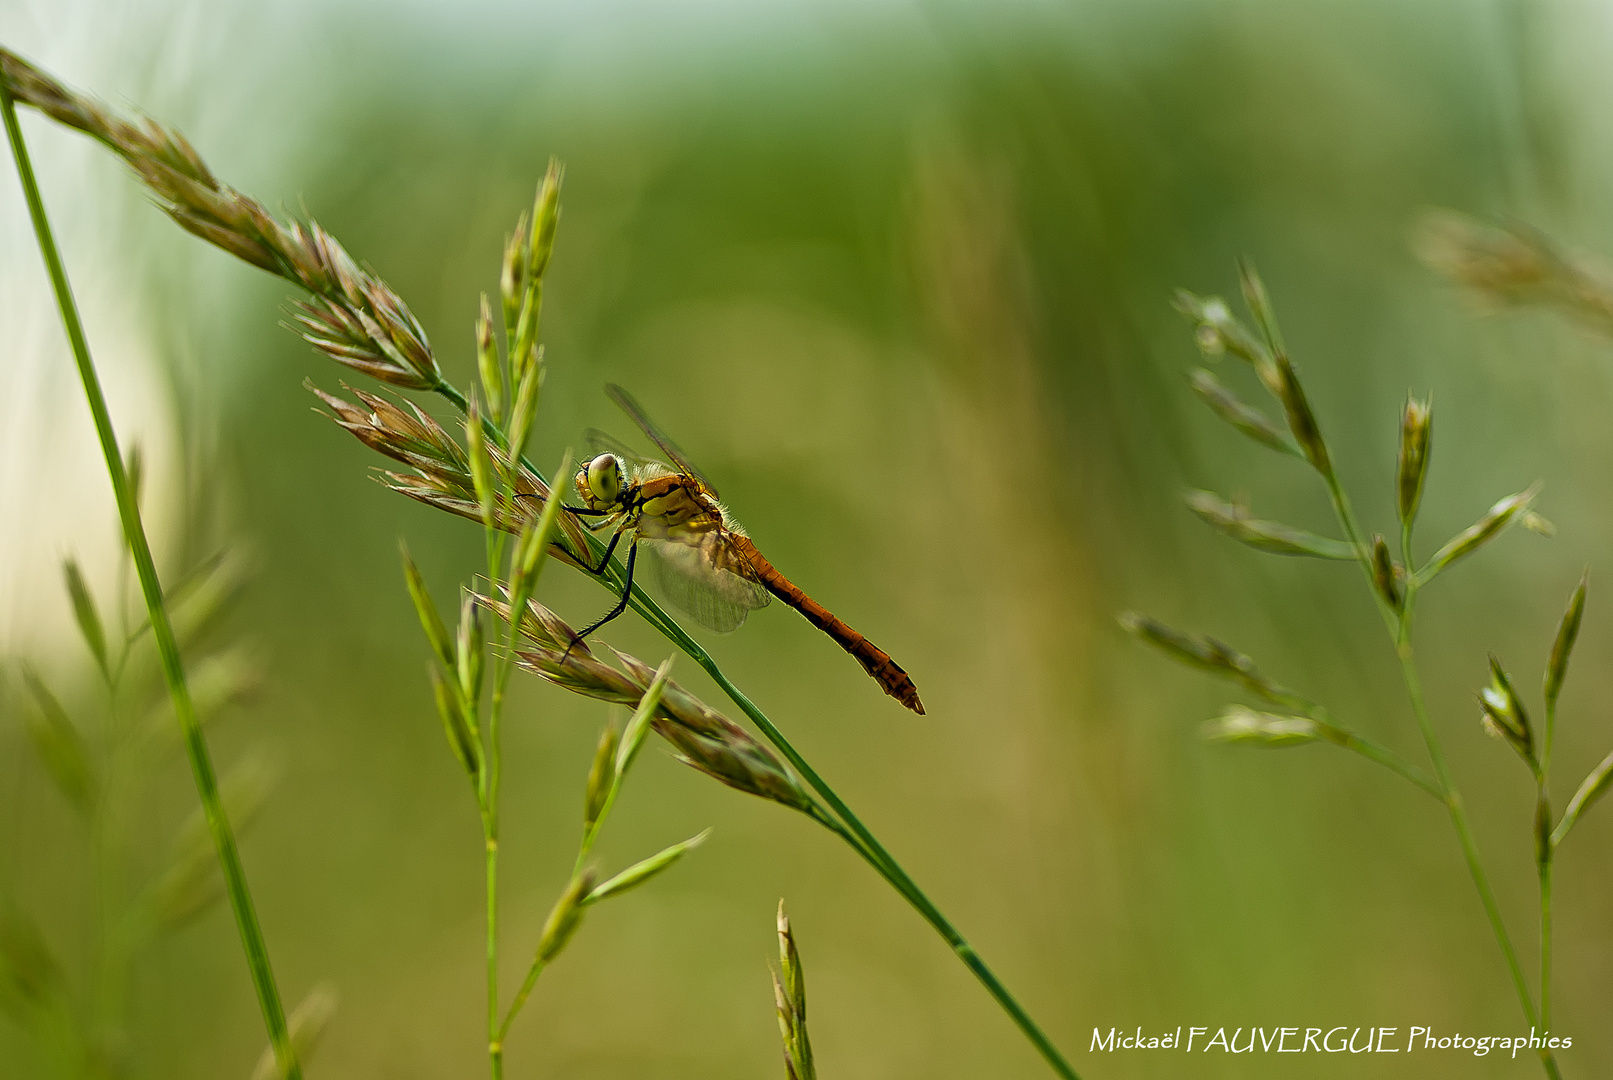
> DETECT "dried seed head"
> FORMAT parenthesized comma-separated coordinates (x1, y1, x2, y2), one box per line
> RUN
(1544, 572, 1587, 713)
(1119, 612, 1302, 708)
(1397, 396, 1433, 528)
(486, 595, 818, 816)
(1202, 705, 1322, 747)
(1479, 654, 1535, 770)
(1, 50, 441, 389)
(1415, 210, 1613, 338)
(308, 381, 593, 568)
(1185, 491, 1354, 560)
(1371, 535, 1403, 612)
(1425, 484, 1541, 577)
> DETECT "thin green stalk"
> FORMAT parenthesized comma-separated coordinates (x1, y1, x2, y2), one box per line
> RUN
(1539, 696, 1556, 1035)
(483, 575, 503, 1080)
(1397, 586, 1559, 1080)
(1319, 462, 1560, 1078)
(1539, 853, 1553, 1031)
(1, 86, 300, 1080)
(1331, 728, 1444, 799)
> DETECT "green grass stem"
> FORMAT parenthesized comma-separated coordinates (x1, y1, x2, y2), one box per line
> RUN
(1, 86, 301, 1080)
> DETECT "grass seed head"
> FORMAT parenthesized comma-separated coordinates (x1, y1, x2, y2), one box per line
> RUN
(1188, 369, 1297, 455)
(772, 901, 815, 1080)
(431, 666, 480, 780)
(1185, 491, 1354, 559)
(2, 48, 441, 389)
(1545, 571, 1588, 712)
(475, 294, 504, 423)
(1119, 613, 1301, 708)
(1371, 534, 1403, 612)
(1479, 654, 1535, 770)
(1272, 353, 1331, 476)
(309, 382, 591, 568)
(583, 720, 620, 832)
(1426, 484, 1541, 577)
(586, 830, 709, 904)
(1202, 705, 1322, 747)
(535, 870, 597, 965)
(1397, 396, 1433, 528)
(486, 596, 817, 816)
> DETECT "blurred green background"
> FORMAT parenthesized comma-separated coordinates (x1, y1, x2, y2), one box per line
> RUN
(4, 0, 1613, 1076)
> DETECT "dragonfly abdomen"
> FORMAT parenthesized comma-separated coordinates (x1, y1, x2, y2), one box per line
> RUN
(729, 537, 924, 715)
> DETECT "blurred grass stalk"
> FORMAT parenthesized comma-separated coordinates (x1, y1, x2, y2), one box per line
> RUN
(1137, 267, 1594, 1079)
(0, 47, 1081, 1079)
(0, 76, 301, 1080)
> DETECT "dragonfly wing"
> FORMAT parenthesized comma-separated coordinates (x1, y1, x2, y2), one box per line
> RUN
(640, 534, 770, 633)
(605, 383, 719, 497)
(583, 427, 657, 470)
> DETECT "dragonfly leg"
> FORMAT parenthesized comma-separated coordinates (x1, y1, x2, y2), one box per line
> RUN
(566, 541, 638, 656)
(512, 492, 612, 518)
(573, 527, 623, 576)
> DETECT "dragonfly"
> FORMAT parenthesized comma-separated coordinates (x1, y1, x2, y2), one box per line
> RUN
(561, 383, 924, 714)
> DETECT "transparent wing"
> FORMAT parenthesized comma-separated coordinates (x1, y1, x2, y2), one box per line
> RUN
(583, 427, 658, 470)
(640, 534, 769, 633)
(605, 383, 718, 497)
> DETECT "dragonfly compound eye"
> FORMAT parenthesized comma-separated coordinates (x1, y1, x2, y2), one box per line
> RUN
(586, 453, 624, 503)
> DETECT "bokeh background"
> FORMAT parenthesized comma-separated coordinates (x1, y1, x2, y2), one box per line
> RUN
(4, 0, 1613, 1076)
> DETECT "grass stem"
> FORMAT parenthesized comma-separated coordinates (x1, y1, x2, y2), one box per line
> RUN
(1317, 453, 1561, 1078)
(1, 84, 301, 1080)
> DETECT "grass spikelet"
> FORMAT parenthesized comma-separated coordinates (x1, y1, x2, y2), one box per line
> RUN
(1544, 572, 1587, 713)
(1118, 612, 1301, 708)
(485, 595, 818, 816)
(772, 901, 815, 1080)
(1202, 705, 1322, 747)
(1424, 484, 1541, 579)
(1397, 396, 1433, 529)
(1185, 491, 1354, 559)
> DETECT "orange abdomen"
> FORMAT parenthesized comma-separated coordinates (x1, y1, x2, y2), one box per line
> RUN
(729, 536, 924, 715)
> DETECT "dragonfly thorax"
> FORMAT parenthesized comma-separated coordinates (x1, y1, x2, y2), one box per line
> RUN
(576, 453, 627, 510)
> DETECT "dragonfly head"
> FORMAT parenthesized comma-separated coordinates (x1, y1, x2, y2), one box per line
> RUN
(577, 453, 626, 508)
